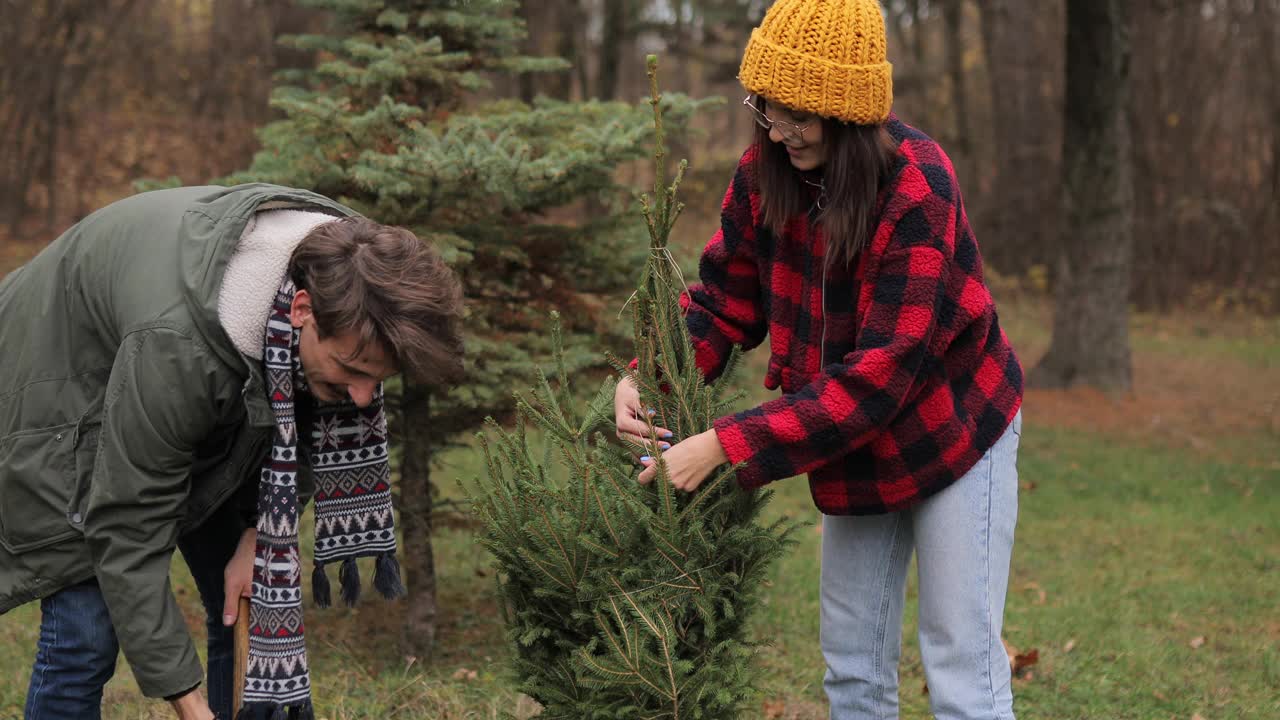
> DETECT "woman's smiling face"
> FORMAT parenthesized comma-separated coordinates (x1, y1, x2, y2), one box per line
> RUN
(763, 100, 825, 171)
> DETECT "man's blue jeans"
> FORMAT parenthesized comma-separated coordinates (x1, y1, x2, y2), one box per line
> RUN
(24, 502, 244, 719)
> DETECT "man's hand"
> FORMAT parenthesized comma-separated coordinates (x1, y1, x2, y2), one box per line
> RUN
(614, 376, 674, 450)
(637, 428, 729, 492)
(170, 688, 215, 719)
(222, 527, 256, 626)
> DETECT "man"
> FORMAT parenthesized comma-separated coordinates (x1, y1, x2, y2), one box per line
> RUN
(0, 184, 465, 719)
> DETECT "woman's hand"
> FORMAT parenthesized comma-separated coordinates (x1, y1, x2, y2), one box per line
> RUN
(637, 428, 729, 492)
(222, 527, 256, 627)
(614, 376, 672, 451)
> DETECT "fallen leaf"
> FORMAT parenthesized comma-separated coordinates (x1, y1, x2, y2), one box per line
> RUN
(1189, 636, 1206, 649)
(1013, 648, 1040, 676)
(762, 699, 786, 719)
(1063, 638, 1076, 653)
(1153, 690, 1167, 701)
(1022, 581, 1047, 605)
(1019, 480, 1037, 492)
(451, 667, 478, 681)
(1192, 714, 1206, 720)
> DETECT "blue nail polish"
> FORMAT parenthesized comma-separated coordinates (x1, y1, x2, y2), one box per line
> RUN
(647, 408, 656, 416)
(659, 442, 671, 450)
(640, 456, 651, 462)
(662, 431, 674, 439)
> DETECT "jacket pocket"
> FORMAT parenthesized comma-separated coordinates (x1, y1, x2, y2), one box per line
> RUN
(0, 423, 80, 553)
(66, 420, 101, 531)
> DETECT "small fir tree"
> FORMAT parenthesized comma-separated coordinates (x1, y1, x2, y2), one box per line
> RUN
(219, 0, 703, 654)
(468, 57, 795, 719)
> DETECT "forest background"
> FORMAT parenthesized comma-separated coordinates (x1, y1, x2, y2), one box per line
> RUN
(0, 1, 1277, 718)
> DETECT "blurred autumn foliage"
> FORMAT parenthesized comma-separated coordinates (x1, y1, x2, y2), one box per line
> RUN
(3, 0, 1279, 313)
(0, 0, 320, 237)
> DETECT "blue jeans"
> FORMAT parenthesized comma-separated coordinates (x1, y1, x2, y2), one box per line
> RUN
(821, 411, 1021, 720)
(25, 502, 243, 720)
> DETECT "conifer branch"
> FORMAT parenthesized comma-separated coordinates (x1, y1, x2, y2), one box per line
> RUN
(470, 55, 794, 718)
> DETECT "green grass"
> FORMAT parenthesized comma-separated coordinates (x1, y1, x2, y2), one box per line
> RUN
(1004, 426, 1278, 719)
(2, 317, 1277, 718)
(995, 297, 1280, 372)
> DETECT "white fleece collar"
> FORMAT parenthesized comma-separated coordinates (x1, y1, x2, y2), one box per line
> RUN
(217, 209, 336, 359)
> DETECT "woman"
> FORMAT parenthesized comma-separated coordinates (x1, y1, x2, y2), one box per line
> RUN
(614, 1, 1024, 718)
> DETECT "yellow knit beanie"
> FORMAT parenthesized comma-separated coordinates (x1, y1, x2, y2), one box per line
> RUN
(739, 0, 893, 125)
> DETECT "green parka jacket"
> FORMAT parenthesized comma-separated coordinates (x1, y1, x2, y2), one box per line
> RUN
(0, 184, 355, 698)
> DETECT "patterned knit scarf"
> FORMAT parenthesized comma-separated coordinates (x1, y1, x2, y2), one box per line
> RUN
(237, 278, 405, 719)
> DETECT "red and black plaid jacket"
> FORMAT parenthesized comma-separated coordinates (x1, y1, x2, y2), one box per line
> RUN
(686, 116, 1023, 515)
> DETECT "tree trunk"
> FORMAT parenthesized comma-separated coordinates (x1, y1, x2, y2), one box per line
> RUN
(399, 382, 438, 657)
(977, 0, 1063, 275)
(559, 1, 584, 101)
(942, 0, 970, 155)
(518, 0, 561, 102)
(908, 0, 927, 69)
(0, 0, 140, 229)
(45, 65, 58, 229)
(596, 0, 627, 100)
(1263, 0, 1280, 225)
(1029, 0, 1133, 392)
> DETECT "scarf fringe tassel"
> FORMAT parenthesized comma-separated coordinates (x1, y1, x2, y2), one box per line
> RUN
(311, 562, 332, 609)
(374, 552, 407, 599)
(234, 701, 314, 720)
(311, 553, 405, 609)
(339, 556, 361, 606)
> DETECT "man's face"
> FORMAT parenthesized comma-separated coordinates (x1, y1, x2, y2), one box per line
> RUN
(289, 290, 398, 407)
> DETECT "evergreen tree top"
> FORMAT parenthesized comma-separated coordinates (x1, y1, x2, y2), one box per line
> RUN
(468, 56, 796, 719)
(217, 0, 710, 453)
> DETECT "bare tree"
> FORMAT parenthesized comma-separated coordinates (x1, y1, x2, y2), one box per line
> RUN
(0, 1, 140, 229)
(596, 0, 632, 99)
(1030, 0, 1133, 391)
(1266, 1, 1280, 230)
(941, 0, 971, 153)
(517, 0, 582, 101)
(976, 0, 1063, 276)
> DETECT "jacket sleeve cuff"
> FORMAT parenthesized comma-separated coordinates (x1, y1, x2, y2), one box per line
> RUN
(163, 681, 201, 702)
(139, 653, 204, 700)
(713, 416, 770, 490)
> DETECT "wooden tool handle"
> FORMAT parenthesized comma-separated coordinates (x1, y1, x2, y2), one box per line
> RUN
(233, 596, 251, 716)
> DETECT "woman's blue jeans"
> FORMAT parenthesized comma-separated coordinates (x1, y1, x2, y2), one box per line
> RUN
(24, 502, 243, 719)
(821, 411, 1021, 720)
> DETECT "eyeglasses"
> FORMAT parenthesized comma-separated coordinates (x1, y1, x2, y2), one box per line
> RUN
(742, 94, 815, 144)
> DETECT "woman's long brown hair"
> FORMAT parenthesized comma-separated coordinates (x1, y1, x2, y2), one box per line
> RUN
(753, 102, 899, 268)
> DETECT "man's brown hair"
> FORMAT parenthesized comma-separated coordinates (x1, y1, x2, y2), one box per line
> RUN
(289, 216, 465, 386)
